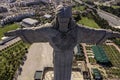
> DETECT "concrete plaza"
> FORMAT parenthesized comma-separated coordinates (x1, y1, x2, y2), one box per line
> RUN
(17, 43, 53, 80)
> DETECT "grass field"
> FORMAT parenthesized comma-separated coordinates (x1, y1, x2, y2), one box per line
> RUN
(0, 24, 19, 40)
(112, 6, 120, 9)
(78, 17, 100, 29)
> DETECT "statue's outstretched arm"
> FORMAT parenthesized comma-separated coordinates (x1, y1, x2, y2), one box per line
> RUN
(77, 25, 120, 44)
(4, 25, 51, 44)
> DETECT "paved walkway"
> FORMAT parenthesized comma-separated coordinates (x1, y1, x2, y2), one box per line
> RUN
(81, 43, 93, 79)
(17, 43, 53, 80)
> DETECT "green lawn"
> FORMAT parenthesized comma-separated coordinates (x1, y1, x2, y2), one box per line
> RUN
(78, 17, 100, 29)
(112, 6, 120, 9)
(0, 24, 19, 40)
(72, 6, 86, 11)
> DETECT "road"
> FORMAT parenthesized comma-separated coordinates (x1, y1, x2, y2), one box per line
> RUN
(0, 37, 21, 50)
(17, 43, 53, 80)
(97, 10, 120, 28)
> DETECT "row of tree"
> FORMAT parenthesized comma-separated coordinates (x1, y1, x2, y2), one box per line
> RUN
(0, 41, 29, 80)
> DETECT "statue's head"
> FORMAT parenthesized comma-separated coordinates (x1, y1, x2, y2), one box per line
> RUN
(52, 5, 75, 32)
(56, 5, 72, 20)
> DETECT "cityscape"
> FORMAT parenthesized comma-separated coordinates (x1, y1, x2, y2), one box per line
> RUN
(0, 0, 120, 80)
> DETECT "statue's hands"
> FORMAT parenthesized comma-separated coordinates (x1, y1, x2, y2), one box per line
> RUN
(4, 29, 22, 37)
(4, 29, 30, 43)
(111, 31, 120, 38)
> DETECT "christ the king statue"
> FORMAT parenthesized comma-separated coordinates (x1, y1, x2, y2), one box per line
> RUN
(5, 5, 120, 80)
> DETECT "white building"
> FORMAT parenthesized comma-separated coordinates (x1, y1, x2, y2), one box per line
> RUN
(44, 14, 52, 19)
(21, 18, 39, 27)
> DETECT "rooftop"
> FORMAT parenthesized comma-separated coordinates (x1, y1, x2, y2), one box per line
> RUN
(44, 14, 52, 18)
(22, 18, 38, 25)
(34, 71, 43, 79)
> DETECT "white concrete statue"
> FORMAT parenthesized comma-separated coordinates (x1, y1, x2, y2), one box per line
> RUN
(5, 5, 120, 80)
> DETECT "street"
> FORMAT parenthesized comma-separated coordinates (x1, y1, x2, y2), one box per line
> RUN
(0, 37, 21, 50)
(97, 10, 120, 28)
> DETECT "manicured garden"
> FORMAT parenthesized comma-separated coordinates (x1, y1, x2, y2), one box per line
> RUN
(85, 46, 96, 64)
(102, 45, 120, 78)
(88, 57, 96, 64)
(0, 23, 19, 40)
(0, 40, 29, 80)
(85, 45, 120, 79)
